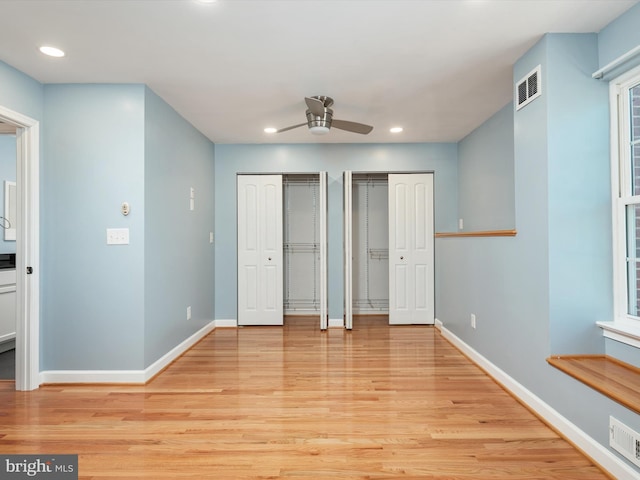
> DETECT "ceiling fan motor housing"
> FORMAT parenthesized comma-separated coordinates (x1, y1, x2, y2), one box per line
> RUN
(306, 109, 332, 135)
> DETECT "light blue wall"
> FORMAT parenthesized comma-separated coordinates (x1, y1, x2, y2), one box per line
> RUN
(214, 143, 458, 321)
(546, 34, 611, 354)
(0, 60, 43, 121)
(0, 135, 16, 254)
(598, 0, 640, 371)
(598, 2, 640, 71)
(457, 103, 514, 231)
(143, 87, 215, 367)
(0, 60, 42, 255)
(40, 84, 216, 371)
(438, 34, 551, 387)
(438, 30, 639, 472)
(42, 84, 146, 370)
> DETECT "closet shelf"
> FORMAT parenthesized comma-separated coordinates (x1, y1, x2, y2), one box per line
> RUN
(354, 299, 389, 309)
(284, 242, 320, 253)
(368, 248, 388, 260)
(435, 229, 517, 238)
(285, 299, 320, 309)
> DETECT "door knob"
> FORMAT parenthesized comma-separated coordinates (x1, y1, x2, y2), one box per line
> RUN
(268, 257, 272, 261)
(400, 256, 404, 260)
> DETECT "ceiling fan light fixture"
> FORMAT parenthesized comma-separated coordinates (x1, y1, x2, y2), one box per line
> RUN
(309, 125, 330, 135)
(390, 127, 403, 133)
(264, 127, 277, 133)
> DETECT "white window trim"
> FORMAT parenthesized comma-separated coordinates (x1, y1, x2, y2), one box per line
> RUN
(605, 64, 640, 349)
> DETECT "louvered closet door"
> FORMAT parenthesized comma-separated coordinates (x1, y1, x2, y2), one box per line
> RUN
(237, 175, 284, 326)
(388, 173, 434, 325)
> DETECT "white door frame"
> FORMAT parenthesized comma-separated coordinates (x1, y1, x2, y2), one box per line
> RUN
(343, 171, 434, 328)
(0, 104, 40, 391)
(237, 172, 328, 329)
(344, 171, 353, 330)
(319, 172, 328, 330)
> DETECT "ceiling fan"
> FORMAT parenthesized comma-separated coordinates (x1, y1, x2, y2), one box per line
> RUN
(276, 96, 373, 135)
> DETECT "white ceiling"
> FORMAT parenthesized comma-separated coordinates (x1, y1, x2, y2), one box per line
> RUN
(0, 0, 636, 144)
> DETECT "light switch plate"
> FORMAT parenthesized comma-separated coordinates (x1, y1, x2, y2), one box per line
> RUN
(107, 228, 130, 245)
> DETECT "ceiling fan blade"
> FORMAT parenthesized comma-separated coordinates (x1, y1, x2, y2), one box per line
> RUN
(332, 119, 374, 135)
(276, 122, 307, 133)
(305, 97, 326, 116)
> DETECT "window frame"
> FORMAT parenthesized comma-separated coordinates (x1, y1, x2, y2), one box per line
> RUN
(610, 65, 640, 335)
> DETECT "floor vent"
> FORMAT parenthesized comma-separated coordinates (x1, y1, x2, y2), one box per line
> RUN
(515, 65, 542, 111)
(610, 416, 640, 468)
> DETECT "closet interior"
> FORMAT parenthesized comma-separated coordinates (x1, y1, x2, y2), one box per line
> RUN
(345, 171, 434, 328)
(283, 174, 321, 317)
(351, 173, 389, 315)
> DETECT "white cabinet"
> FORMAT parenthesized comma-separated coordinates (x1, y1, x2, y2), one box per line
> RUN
(0, 268, 16, 344)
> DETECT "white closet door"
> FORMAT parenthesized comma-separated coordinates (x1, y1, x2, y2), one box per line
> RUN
(388, 173, 434, 325)
(319, 172, 328, 330)
(344, 171, 353, 330)
(237, 175, 283, 326)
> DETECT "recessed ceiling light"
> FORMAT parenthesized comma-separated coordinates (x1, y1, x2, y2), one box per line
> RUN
(264, 127, 277, 134)
(39, 46, 65, 58)
(390, 127, 403, 133)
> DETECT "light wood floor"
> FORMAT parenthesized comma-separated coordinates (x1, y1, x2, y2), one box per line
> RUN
(0, 317, 609, 479)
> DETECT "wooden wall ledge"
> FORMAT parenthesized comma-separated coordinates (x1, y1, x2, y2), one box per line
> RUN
(547, 355, 640, 415)
(435, 229, 517, 238)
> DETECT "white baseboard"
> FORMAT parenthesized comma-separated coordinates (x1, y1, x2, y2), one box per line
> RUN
(434, 318, 443, 330)
(143, 321, 216, 381)
(40, 321, 216, 385)
(439, 324, 640, 480)
(39, 369, 147, 384)
(328, 317, 344, 328)
(214, 318, 238, 328)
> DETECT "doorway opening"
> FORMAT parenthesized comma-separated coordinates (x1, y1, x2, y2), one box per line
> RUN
(283, 174, 323, 325)
(352, 174, 389, 324)
(0, 105, 40, 391)
(237, 172, 327, 329)
(344, 171, 434, 329)
(0, 122, 17, 381)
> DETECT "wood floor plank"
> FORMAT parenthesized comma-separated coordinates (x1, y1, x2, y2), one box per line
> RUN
(0, 318, 609, 479)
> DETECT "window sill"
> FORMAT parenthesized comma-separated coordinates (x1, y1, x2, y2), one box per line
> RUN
(597, 320, 640, 349)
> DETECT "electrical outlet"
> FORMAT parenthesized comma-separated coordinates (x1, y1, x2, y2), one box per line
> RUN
(187, 306, 192, 321)
(470, 313, 476, 329)
(459, 218, 464, 230)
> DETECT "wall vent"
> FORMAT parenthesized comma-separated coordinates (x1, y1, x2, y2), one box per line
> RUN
(610, 416, 640, 468)
(515, 65, 542, 111)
